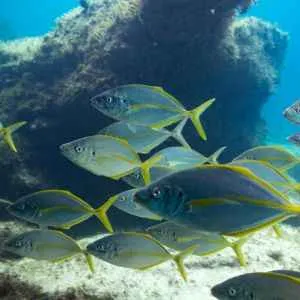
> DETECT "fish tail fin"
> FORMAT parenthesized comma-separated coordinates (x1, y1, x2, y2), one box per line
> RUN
(207, 146, 227, 164)
(141, 155, 163, 185)
(188, 98, 215, 141)
(230, 237, 248, 267)
(171, 118, 191, 149)
(83, 251, 95, 273)
(173, 245, 197, 281)
(272, 224, 283, 238)
(1, 121, 27, 152)
(94, 195, 118, 233)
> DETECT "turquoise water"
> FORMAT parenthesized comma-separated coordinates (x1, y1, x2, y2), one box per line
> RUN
(1, 0, 299, 144)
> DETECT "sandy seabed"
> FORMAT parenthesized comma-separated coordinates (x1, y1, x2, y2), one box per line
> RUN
(1, 222, 300, 300)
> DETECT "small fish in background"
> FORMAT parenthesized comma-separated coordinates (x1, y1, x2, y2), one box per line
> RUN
(3, 230, 94, 272)
(211, 270, 300, 299)
(90, 84, 215, 141)
(4, 189, 116, 233)
(86, 232, 197, 281)
(233, 145, 300, 170)
(100, 119, 190, 154)
(283, 100, 300, 125)
(151, 146, 226, 170)
(287, 133, 300, 146)
(146, 221, 247, 266)
(0, 121, 27, 152)
(134, 164, 300, 237)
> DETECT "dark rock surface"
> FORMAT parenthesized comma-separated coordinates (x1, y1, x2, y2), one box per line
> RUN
(0, 0, 288, 236)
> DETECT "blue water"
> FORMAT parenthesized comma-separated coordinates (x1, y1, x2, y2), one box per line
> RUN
(248, 0, 300, 144)
(0, 0, 77, 39)
(0, 0, 299, 143)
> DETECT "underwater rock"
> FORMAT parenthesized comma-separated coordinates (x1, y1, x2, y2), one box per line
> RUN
(0, 0, 288, 233)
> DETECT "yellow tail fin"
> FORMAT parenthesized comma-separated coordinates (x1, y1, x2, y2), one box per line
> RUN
(188, 98, 215, 141)
(173, 245, 197, 281)
(0, 121, 27, 152)
(94, 195, 118, 233)
(230, 237, 248, 267)
(272, 224, 283, 238)
(140, 155, 163, 185)
(83, 251, 95, 273)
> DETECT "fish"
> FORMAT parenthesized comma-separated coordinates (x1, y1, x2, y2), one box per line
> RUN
(122, 166, 174, 188)
(233, 145, 300, 170)
(100, 119, 190, 154)
(134, 164, 300, 237)
(3, 229, 94, 272)
(211, 270, 300, 300)
(287, 133, 300, 146)
(146, 222, 247, 266)
(121, 144, 225, 188)
(60, 134, 161, 184)
(110, 189, 163, 220)
(0, 121, 27, 152)
(5, 189, 116, 233)
(90, 84, 215, 140)
(86, 232, 197, 281)
(151, 146, 226, 170)
(283, 100, 300, 124)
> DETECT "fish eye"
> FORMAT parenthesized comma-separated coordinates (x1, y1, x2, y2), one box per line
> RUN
(106, 96, 113, 104)
(96, 244, 105, 251)
(15, 240, 23, 248)
(74, 145, 84, 153)
(228, 287, 237, 296)
(119, 195, 126, 202)
(151, 186, 161, 199)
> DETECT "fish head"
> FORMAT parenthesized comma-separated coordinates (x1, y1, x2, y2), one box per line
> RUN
(134, 181, 187, 218)
(90, 89, 130, 119)
(287, 133, 300, 145)
(122, 169, 144, 187)
(4, 234, 33, 256)
(7, 199, 39, 221)
(283, 101, 300, 124)
(211, 276, 255, 300)
(87, 238, 119, 261)
(60, 137, 96, 167)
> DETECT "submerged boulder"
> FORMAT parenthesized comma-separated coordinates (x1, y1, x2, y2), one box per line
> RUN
(0, 0, 288, 233)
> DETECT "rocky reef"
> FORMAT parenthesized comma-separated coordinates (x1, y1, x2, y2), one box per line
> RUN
(0, 0, 288, 234)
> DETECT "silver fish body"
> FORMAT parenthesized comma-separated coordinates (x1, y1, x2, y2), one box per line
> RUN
(211, 270, 300, 300)
(135, 165, 293, 236)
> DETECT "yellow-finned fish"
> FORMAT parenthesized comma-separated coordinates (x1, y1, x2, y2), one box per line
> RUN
(233, 145, 300, 171)
(100, 119, 190, 154)
(3, 229, 94, 272)
(0, 121, 27, 152)
(147, 221, 247, 266)
(211, 270, 300, 299)
(86, 232, 197, 281)
(90, 84, 215, 140)
(5, 189, 117, 233)
(60, 134, 161, 184)
(134, 164, 300, 237)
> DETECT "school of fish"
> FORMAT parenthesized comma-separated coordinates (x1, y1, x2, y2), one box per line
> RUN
(2, 84, 300, 298)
